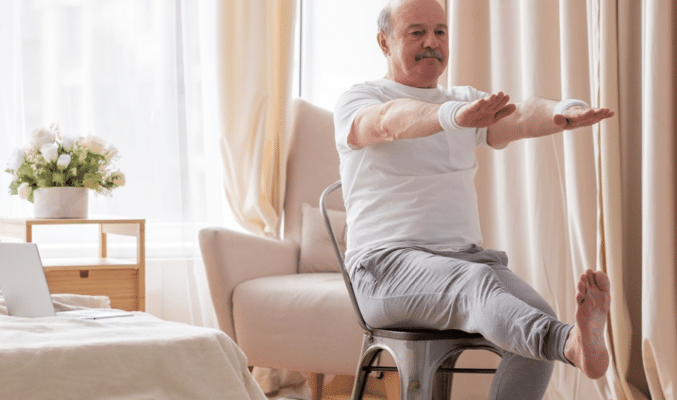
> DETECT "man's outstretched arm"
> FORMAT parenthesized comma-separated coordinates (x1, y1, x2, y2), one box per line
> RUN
(348, 92, 514, 149)
(485, 97, 615, 149)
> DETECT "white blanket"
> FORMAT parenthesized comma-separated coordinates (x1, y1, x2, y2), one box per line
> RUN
(0, 294, 266, 400)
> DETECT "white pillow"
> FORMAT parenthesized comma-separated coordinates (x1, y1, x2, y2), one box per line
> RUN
(299, 203, 347, 273)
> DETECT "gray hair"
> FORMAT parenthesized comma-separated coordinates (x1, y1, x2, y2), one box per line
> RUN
(377, 1, 397, 35)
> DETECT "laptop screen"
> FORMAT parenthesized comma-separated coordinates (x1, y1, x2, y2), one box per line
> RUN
(0, 243, 57, 317)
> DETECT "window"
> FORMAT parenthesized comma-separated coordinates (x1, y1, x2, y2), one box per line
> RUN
(294, 0, 389, 111)
(0, 0, 230, 260)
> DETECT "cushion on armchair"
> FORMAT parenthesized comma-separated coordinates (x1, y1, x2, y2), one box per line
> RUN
(298, 203, 347, 273)
(232, 272, 363, 375)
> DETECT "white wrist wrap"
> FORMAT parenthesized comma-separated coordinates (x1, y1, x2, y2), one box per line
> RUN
(553, 99, 589, 115)
(438, 101, 466, 131)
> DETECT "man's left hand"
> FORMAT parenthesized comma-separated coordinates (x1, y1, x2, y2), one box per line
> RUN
(553, 106, 615, 130)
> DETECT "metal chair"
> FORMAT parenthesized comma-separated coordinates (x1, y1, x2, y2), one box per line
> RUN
(320, 181, 504, 400)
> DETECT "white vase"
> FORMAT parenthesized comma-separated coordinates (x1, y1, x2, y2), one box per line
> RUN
(33, 187, 89, 219)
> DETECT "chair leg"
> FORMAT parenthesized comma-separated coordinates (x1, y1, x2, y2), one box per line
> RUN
(392, 339, 462, 400)
(432, 371, 453, 400)
(308, 373, 324, 400)
(432, 353, 459, 400)
(352, 347, 383, 400)
(351, 368, 369, 400)
(395, 349, 435, 400)
(397, 364, 431, 400)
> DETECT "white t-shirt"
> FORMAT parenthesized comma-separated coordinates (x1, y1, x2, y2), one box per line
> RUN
(334, 79, 489, 271)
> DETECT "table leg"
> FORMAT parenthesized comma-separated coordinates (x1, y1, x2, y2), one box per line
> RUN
(99, 224, 108, 258)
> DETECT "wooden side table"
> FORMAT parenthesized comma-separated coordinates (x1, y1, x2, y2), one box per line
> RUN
(0, 217, 145, 311)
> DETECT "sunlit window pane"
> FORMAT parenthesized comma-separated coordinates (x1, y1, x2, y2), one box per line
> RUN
(296, 0, 389, 111)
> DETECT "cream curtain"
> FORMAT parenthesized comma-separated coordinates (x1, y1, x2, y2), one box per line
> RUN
(215, 0, 296, 238)
(589, 1, 635, 398)
(450, 0, 676, 399)
(635, 0, 676, 398)
(214, 1, 298, 397)
(588, 0, 676, 398)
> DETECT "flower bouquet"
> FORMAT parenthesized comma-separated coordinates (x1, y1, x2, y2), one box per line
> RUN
(5, 124, 125, 203)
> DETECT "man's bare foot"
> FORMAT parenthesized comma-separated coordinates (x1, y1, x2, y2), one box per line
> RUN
(564, 269, 611, 379)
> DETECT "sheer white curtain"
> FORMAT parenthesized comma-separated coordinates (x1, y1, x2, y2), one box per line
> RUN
(0, 0, 229, 328)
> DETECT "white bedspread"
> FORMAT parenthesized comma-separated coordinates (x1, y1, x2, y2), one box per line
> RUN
(0, 294, 266, 400)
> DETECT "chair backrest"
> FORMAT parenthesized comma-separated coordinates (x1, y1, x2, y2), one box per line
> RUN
(320, 181, 371, 333)
(283, 99, 343, 243)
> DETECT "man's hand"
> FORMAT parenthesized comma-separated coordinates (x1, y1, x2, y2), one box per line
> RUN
(553, 106, 615, 130)
(456, 92, 517, 128)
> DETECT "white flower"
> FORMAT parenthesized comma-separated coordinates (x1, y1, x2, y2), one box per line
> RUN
(7, 148, 25, 171)
(30, 127, 56, 148)
(6, 124, 123, 200)
(111, 171, 125, 187)
(18, 182, 31, 199)
(60, 135, 78, 152)
(79, 135, 107, 154)
(56, 154, 71, 169)
(40, 143, 59, 163)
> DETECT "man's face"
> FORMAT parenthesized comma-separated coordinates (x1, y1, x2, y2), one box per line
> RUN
(379, 0, 449, 88)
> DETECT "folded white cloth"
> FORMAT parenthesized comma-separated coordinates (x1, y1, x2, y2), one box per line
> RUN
(0, 290, 111, 315)
(52, 293, 111, 311)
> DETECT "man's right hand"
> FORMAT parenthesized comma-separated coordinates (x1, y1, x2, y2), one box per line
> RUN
(455, 92, 516, 128)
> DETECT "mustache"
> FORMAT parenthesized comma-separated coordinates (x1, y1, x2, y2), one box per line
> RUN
(415, 50, 443, 62)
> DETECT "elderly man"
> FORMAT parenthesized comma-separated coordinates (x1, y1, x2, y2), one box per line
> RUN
(333, 0, 614, 398)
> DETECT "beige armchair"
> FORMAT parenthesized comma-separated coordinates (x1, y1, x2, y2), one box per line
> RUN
(199, 99, 364, 399)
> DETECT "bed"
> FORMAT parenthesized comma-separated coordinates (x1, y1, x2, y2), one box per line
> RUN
(0, 292, 266, 400)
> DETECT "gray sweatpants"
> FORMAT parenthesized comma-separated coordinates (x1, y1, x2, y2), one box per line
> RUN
(351, 245, 574, 400)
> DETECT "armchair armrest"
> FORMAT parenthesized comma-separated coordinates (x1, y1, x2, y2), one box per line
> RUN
(199, 227, 299, 341)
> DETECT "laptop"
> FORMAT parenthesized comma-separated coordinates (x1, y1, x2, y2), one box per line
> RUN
(0, 242, 132, 319)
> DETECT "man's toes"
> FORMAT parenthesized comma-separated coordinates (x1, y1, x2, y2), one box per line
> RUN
(584, 271, 594, 287)
(593, 271, 610, 291)
(576, 291, 585, 305)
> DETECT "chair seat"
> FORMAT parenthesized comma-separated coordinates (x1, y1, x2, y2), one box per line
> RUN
(370, 327, 487, 341)
(232, 272, 365, 375)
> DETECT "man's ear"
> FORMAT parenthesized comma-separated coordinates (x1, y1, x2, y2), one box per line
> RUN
(377, 31, 390, 56)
